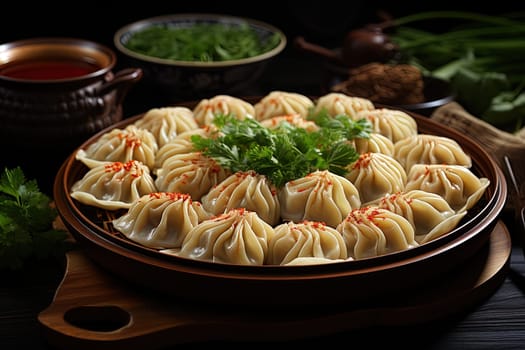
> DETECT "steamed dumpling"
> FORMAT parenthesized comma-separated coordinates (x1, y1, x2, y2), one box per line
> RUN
(336, 207, 418, 259)
(267, 221, 348, 265)
(155, 151, 230, 201)
(154, 138, 195, 171)
(352, 133, 395, 156)
(75, 124, 158, 169)
(377, 190, 467, 244)
(345, 152, 407, 205)
(312, 92, 375, 119)
(355, 108, 418, 143)
(259, 113, 319, 132)
(192, 95, 255, 127)
(112, 192, 211, 249)
(70, 160, 157, 210)
(154, 126, 218, 170)
(133, 106, 199, 148)
(254, 91, 314, 121)
(279, 170, 361, 228)
(405, 164, 490, 212)
(201, 171, 281, 226)
(393, 134, 472, 171)
(175, 208, 275, 265)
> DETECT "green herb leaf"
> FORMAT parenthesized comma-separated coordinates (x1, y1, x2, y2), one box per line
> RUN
(482, 91, 525, 130)
(451, 67, 510, 116)
(191, 113, 369, 187)
(0, 167, 70, 270)
(308, 108, 373, 140)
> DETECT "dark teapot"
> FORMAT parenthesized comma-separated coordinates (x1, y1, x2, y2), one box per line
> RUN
(294, 25, 398, 69)
(294, 24, 398, 93)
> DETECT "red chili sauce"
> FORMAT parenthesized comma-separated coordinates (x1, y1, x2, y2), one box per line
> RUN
(0, 60, 101, 80)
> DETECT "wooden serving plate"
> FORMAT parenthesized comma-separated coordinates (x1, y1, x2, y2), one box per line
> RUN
(38, 220, 511, 350)
(52, 107, 508, 307)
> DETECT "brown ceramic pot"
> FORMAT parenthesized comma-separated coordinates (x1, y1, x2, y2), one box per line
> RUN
(0, 37, 143, 193)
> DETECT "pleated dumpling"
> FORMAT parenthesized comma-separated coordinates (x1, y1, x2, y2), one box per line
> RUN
(352, 133, 395, 156)
(259, 113, 319, 132)
(254, 91, 314, 121)
(201, 171, 281, 226)
(112, 192, 211, 249)
(377, 190, 467, 244)
(393, 134, 472, 171)
(355, 108, 418, 143)
(312, 92, 375, 119)
(75, 124, 158, 169)
(279, 170, 361, 228)
(346, 152, 407, 205)
(192, 95, 255, 127)
(153, 138, 194, 171)
(405, 164, 490, 212)
(133, 106, 199, 148)
(267, 221, 348, 265)
(70, 160, 157, 210)
(155, 151, 230, 201)
(175, 208, 275, 265)
(153, 127, 218, 170)
(336, 207, 419, 259)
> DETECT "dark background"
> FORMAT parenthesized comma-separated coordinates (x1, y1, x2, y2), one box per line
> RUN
(1, 1, 522, 50)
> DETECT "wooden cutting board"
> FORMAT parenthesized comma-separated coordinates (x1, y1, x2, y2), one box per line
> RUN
(38, 220, 511, 350)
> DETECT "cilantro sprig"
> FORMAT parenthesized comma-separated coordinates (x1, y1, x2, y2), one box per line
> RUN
(191, 113, 371, 187)
(0, 167, 70, 270)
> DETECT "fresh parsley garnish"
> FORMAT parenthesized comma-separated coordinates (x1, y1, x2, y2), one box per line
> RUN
(308, 108, 373, 140)
(191, 113, 371, 187)
(0, 167, 70, 270)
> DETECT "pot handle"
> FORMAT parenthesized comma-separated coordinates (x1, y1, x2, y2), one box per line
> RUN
(293, 36, 343, 64)
(97, 67, 143, 105)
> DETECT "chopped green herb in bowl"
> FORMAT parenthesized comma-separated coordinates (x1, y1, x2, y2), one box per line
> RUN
(124, 22, 282, 63)
(114, 14, 287, 101)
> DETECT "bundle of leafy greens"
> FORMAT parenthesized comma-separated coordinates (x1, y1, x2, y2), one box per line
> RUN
(388, 11, 525, 132)
(191, 111, 371, 188)
(0, 167, 70, 270)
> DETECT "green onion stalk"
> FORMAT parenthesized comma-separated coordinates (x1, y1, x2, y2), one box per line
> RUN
(381, 11, 525, 132)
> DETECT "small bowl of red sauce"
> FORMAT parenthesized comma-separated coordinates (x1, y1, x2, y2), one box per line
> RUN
(0, 37, 143, 193)
(0, 37, 117, 81)
(1, 57, 101, 80)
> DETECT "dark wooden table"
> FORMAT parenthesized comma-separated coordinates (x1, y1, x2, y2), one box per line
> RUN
(2, 42, 525, 350)
(1, 215, 525, 350)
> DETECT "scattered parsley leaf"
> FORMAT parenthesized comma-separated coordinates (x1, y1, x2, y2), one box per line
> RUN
(0, 167, 70, 270)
